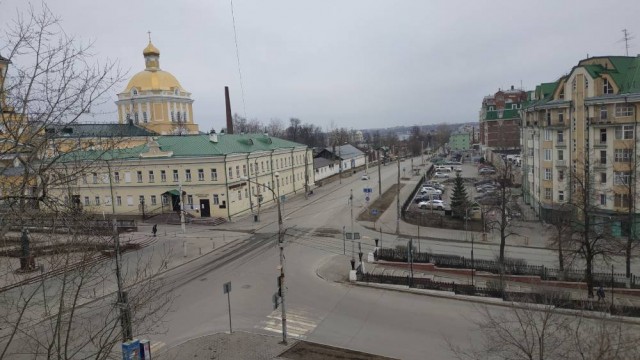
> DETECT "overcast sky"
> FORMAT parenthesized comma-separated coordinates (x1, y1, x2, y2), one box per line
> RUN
(1, 1, 639, 132)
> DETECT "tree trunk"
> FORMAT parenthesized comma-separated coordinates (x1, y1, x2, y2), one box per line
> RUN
(586, 254, 594, 298)
(558, 230, 564, 272)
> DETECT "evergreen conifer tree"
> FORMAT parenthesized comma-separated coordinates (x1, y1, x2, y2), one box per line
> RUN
(450, 172, 469, 218)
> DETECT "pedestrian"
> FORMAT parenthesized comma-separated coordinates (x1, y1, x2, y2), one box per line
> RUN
(152, 224, 157, 237)
(597, 285, 605, 302)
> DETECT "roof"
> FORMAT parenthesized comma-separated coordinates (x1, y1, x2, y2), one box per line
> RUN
(125, 69, 183, 92)
(0, 54, 9, 63)
(59, 133, 307, 162)
(313, 157, 336, 169)
(322, 144, 364, 160)
(45, 123, 156, 138)
(143, 41, 160, 56)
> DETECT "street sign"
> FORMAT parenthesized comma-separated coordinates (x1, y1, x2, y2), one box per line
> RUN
(346, 233, 352, 240)
(371, 209, 378, 215)
(280, 195, 286, 202)
(223, 282, 231, 294)
(354, 232, 360, 240)
(363, 187, 372, 193)
(345, 232, 360, 240)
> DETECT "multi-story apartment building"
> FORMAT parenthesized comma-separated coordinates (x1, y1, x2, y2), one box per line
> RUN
(448, 131, 471, 151)
(522, 56, 640, 234)
(479, 86, 527, 149)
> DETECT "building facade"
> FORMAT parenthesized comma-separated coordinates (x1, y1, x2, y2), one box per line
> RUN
(522, 56, 640, 234)
(448, 132, 471, 151)
(53, 133, 313, 220)
(479, 87, 526, 149)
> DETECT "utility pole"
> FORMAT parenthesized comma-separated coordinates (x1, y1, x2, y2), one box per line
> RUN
(421, 141, 424, 165)
(275, 173, 287, 344)
(396, 155, 400, 234)
(113, 219, 132, 341)
(304, 149, 309, 199)
(338, 145, 342, 185)
(377, 149, 382, 196)
(179, 183, 186, 233)
(350, 189, 355, 264)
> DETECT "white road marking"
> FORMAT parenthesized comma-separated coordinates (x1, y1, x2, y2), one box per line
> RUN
(256, 307, 319, 339)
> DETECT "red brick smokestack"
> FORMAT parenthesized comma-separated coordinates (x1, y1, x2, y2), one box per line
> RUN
(225, 86, 233, 134)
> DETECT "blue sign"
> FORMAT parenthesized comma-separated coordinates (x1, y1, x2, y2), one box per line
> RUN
(371, 209, 378, 215)
(122, 339, 141, 360)
(363, 187, 373, 193)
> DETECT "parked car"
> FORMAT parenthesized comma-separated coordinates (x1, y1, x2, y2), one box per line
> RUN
(476, 185, 497, 193)
(418, 200, 445, 210)
(454, 167, 463, 172)
(420, 187, 442, 196)
(434, 172, 450, 178)
(474, 179, 494, 187)
(435, 166, 452, 172)
(479, 168, 496, 175)
(361, 174, 370, 180)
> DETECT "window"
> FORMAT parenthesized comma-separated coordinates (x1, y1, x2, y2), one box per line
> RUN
(84, 196, 90, 206)
(116, 196, 122, 206)
(600, 194, 607, 206)
(600, 106, 608, 120)
(132, 88, 138, 96)
(558, 170, 564, 181)
(600, 173, 607, 184)
(557, 131, 564, 143)
(161, 170, 167, 182)
(615, 125, 634, 139)
(238, 190, 242, 200)
(572, 78, 576, 90)
(544, 168, 552, 180)
(173, 170, 179, 182)
(585, 78, 589, 89)
(544, 129, 551, 141)
(105, 196, 111, 205)
(127, 195, 133, 206)
(604, 78, 614, 94)
(615, 104, 634, 117)
(600, 129, 607, 143)
(151, 195, 157, 205)
(95, 196, 100, 205)
(558, 191, 565, 202)
(614, 171, 631, 185)
(177, 112, 182, 122)
(249, 163, 253, 175)
(236, 166, 240, 178)
(544, 149, 552, 161)
(162, 195, 169, 205)
(228, 167, 233, 179)
(244, 188, 248, 199)
(171, 111, 175, 122)
(544, 188, 552, 200)
(557, 150, 564, 161)
(261, 161, 264, 171)
(211, 168, 218, 181)
(143, 111, 148, 123)
(149, 170, 155, 183)
(114, 171, 120, 183)
(600, 150, 607, 164)
(546, 112, 551, 126)
(615, 193, 630, 208)
(558, 112, 564, 123)
(187, 195, 193, 205)
(213, 194, 219, 205)
(124, 172, 132, 183)
(139, 195, 145, 205)
(185, 169, 192, 182)
(242, 165, 247, 177)
(134, 112, 139, 124)
(137, 171, 143, 183)
(614, 149, 633, 162)
(198, 169, 204, 181)
(92, 172, 98, 184)
(183, 112, 187, 121)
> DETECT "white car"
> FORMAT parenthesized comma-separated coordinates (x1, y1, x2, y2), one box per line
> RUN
(418, 200, 445, 210)
(420, 187, 442, 196)
(435, 166, 452, 172)
(434, 172, 450, 178)
(361, 174, 370, 180)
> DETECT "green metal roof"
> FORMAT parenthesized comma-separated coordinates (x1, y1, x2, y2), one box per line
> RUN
(59, 133, 307, 162)
(484, 108, 521, 120)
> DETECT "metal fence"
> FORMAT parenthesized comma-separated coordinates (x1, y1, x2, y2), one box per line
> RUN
(357, 272, 640, 317)
(375, 247, 638, 289)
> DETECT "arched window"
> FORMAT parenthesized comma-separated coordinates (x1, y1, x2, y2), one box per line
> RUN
(132, 88, 138, 96)
(174, 88, 179, 96)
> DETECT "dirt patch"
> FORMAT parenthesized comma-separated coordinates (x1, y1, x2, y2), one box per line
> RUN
(279, 341, 398, 360)
(357, 184, 404, 222)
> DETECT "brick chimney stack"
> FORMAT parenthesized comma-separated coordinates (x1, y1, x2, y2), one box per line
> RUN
(225, 86, 233, 134)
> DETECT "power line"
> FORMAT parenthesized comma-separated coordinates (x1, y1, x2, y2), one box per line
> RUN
(230, 0, 248, 120)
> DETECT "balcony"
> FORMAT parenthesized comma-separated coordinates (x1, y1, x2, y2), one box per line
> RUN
(555, 160, 566, 167)
(593, 139, 608, 148)
(556, 140, 566, 148)
(588, 116, 613, 126)
(593, 159, 607, 169)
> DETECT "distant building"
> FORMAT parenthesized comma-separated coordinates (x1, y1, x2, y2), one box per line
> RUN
(448, 132, 471, 151)
(479, 86, 526, 149)
(314, 144, 365, 181)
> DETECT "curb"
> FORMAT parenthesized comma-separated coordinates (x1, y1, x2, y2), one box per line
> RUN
(155, 330, 295, 356)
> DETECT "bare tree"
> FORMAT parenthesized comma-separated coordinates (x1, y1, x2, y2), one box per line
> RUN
(448, 298, 640, 360)
(0, 4, 172, 357)
(266, 118, 285, 137)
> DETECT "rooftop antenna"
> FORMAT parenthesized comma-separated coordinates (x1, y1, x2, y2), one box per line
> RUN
(620, 29, 634, 56)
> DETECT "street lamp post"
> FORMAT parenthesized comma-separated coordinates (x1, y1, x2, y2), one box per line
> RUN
(241, 172, 287, 344)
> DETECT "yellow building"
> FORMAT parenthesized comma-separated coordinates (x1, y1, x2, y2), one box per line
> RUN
(522, 56, 640, 235)
(115, 39, 199, 135)
(53, 133, 313, 220)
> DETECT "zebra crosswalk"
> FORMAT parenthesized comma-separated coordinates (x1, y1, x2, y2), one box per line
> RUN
(256, 307, 320, 340)
(149, 341, 166, 354)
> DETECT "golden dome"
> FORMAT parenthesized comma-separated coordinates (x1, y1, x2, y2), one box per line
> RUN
(125, 70, 184, 92)
(143, 41, 160, 56)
